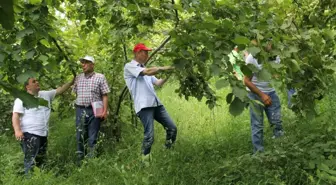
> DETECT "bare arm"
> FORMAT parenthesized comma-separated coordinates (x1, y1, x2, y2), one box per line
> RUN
(142, 66, 173, 76)
(154, 74, 172, 87)
(102, 94, 108, 119)
(12, 112, 24, 140)
(56, 77, 75, 95)
(244, 76, 272, 106)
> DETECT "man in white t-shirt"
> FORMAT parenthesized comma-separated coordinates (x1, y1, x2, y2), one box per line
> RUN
(12, 77, 74, 174)
(244, 40, 284, 153)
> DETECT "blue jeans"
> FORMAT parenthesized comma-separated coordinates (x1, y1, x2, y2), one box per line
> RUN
(75, 107, 102, 161)
(248, 91, 283, 153)
(137, 105, 177, 155)
(287, 88, 295, 108)
(21, 132, 48, 174)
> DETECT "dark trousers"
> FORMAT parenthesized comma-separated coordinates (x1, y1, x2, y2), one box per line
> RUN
(137, 105, 177, 155)
(75, 106, 102, 161)
(20, 132, 48, 174)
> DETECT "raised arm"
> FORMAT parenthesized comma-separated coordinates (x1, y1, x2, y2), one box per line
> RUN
(141, 66, 174, 76)
(56, 77, 75, 96)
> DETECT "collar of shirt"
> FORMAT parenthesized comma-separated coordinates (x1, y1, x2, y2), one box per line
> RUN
(131, 59, 145, 67)
(84, 72, 95, 79)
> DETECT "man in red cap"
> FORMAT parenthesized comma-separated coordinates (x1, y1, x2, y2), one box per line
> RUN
(124, 43, 177, 161)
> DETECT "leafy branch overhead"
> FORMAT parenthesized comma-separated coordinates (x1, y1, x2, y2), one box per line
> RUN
(0, 0, 335, 118)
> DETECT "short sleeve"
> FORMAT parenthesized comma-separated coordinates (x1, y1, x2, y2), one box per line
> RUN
(124, 63, 145, 78)
(100, 75, 110, 95)
(44, 90, 57, 101)
(151, 76, 158, 84)
(245, 54, 262, 70)
(13, 98, 24, 114)
(73, 75, 79, 94)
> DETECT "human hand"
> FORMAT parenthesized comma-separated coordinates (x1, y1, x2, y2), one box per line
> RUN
(100, 110, 108, 120)
(261, 93, 272, 106)
(15, 130, 24, 141)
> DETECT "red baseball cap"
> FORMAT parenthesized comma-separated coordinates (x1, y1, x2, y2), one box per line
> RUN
(133, 43, 152, 53)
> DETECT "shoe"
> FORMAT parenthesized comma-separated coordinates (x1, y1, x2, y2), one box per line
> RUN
(165, 140, 174, 149)
(272, 130, 285, 139)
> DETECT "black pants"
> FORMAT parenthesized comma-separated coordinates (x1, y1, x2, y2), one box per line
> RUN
(20, 132, 48, 174)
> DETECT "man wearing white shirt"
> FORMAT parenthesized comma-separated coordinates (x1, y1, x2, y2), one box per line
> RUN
(12, 77, 74, 174)
(124, 43, 177, 160)
(244, 40, 284, 153)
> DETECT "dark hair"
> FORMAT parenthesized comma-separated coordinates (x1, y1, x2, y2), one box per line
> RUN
(23, 77, 32, 90)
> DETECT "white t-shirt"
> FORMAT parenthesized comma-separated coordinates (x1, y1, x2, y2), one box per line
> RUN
(12, 90, 56, 137)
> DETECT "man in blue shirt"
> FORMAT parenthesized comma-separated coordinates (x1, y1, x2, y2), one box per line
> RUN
(124, 43, 177, 159)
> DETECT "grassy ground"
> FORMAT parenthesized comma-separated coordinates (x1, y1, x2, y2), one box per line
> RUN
(1, 83, 336, 185)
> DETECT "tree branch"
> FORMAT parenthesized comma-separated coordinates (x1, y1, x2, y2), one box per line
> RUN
(51, 37, 77, 77)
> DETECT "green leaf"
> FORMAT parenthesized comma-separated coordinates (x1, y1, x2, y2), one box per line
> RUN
(211, 64, 221, 76)
(173, 4, 183, 11)
(16, 28, 34, 39)
(290, 59, 300, 72)
(40, 39, 51, 48)
(216, 79, 229, 89)
(0, 81, 47, 109)
(233, 36, 250, 45)
(229, 97, 245, 116)
(173, 58, 188, 69)
(25, 50, 35, 59)
(324, 29, 336, 40)
(226, 93, 233, 104)
(0, 0, 14, 30)
(29, 0, 43, 5)
(38, 55, 49, 62)
(0, 53, 5, 63)
(257, 68, 272, 81)
(221, 19, 233, 30)
(241, 65, 252, 77)
(16, 71, 37, 84)
(232, 86, 248, 101)
(246, 47, 261, 55)
(270, 62, 283, 69)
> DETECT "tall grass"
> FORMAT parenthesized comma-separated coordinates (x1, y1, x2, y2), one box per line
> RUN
(1, 83, 336, 185)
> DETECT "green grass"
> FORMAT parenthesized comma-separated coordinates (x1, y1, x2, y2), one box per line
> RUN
(1, 83, 336, 185)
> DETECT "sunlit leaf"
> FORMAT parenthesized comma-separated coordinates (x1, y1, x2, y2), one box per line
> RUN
(29, 0, 43, 5)
(40, 39, 51, 48)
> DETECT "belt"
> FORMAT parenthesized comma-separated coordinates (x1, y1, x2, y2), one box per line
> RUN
(75, 104, 92, 109)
